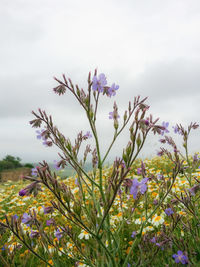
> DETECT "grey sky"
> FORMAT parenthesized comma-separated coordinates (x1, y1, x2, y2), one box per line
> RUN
(0, 0, 200, 163)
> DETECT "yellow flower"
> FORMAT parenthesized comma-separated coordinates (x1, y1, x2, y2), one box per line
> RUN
(48, 259, 53, 265)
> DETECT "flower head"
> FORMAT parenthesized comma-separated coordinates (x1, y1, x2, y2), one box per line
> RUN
(78, 230, 91, 240)
(36, 129, 45, 140)
(55, 228, 64, 240)
(43, 206, 54, 214)
(160, 122, 169, 136)
(165, 208, 174, 216)
(30, 230, 40, 238)
(46, 218, 55, 226)
(92, 73, 107, 93)
(109, 111, 120, 120)
(19, 181, 42, 197)
(107, 83, 119, 97)
(172, 125, 181, 134)
(188, 184, 200, 196)
(31, 167, 38, 176)
(131, 231, 136, 238)
(83, 131, 92, 139)
(130, 178, 148, 199)
(53, 160, 62, 170)
(21, 213, 32, 226)
(172, 250, 188, 264)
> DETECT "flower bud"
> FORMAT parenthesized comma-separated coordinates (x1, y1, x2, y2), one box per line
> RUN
(123, 110, 127, 122)
(73, 202, 82, 216)
(136, 133, 141, 148)
(114, 119, 119, 130)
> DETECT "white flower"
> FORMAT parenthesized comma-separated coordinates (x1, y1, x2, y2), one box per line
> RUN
(78, 230, 91, 240)
(72, 187, 79, 194)
(151, 214, 165, 227)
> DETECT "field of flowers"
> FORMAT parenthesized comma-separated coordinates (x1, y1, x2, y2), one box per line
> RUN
(1, 155, 200, 266)
(1, 70, 200, 266)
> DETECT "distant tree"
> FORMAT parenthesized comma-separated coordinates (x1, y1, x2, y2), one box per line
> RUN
(3, 155, 22, 168)
(0, 160, 14, 172)
(24, 163, 34, 168)
(0, 155, 23, 172)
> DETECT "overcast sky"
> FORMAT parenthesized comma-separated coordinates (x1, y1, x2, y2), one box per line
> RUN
(0, 0, 200, 164)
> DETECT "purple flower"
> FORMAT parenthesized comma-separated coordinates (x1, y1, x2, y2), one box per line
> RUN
(13, 215, 19, 220)
(172, 125, 181, 134)
(18, 181, 42, 197)
(53, 160, 62, 171)
(130, 178, 148, 199)
(43, 140, 53, 147)
(157, 150, 164, 157)
(107, 83, 119, 97)
(172, 251, 188, 264)
(46, 218, 55, 226)
(36, 129, 45, 140)
(137, 168, 142, 175)
(31, 167, 38, 176)
(92, 73, 107, 93)
(131, 231, 136, 238)
(30, 230, 39, 238)
(109, 111, 120, 120)
(21, 213, 32, 225)
(188, 184, 200, 196)
(83, 131, 92, 139)
(160, 122, 169, 136)
(19, 188, 27, 197)
(165, 208, 174, 216)
(150, 237, 156, 243)
(43, 206, 54, 214)
(55, 228, 63, 240)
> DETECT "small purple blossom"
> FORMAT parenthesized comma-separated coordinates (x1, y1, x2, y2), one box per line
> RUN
(46, 218, 55, 226)
(172, 251, 188, 264)
(13, 215, 19, 220)
(36, 129, 45, 140)
(137, 168, 142, 175)
(165, 208, 174, 216)
(83, 131, 92, 139)
(150, 237, 156, 243)
(31, 167, 38, 176)
(107, 83, 119, 97)
(55, 228, 63, 240)
(53, 160, 62, 171)
(21, 213, 32, 225)
(18, 181, 42, 197)
(172, 125, 181, 134)
(43, 206, 54, 214)
(109, 111, 120, 120)
(19, 189, 27, 197)
(188, 184, 200, 196)
(157, 150, 164, 157)
(131, 231, 136, 238)
(30, 230, 39, 238)
(92, 73, 107, 93)
(130, 178, 148, 199)
(160, 122, 169, 136)
(43, 140, 53, 147)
